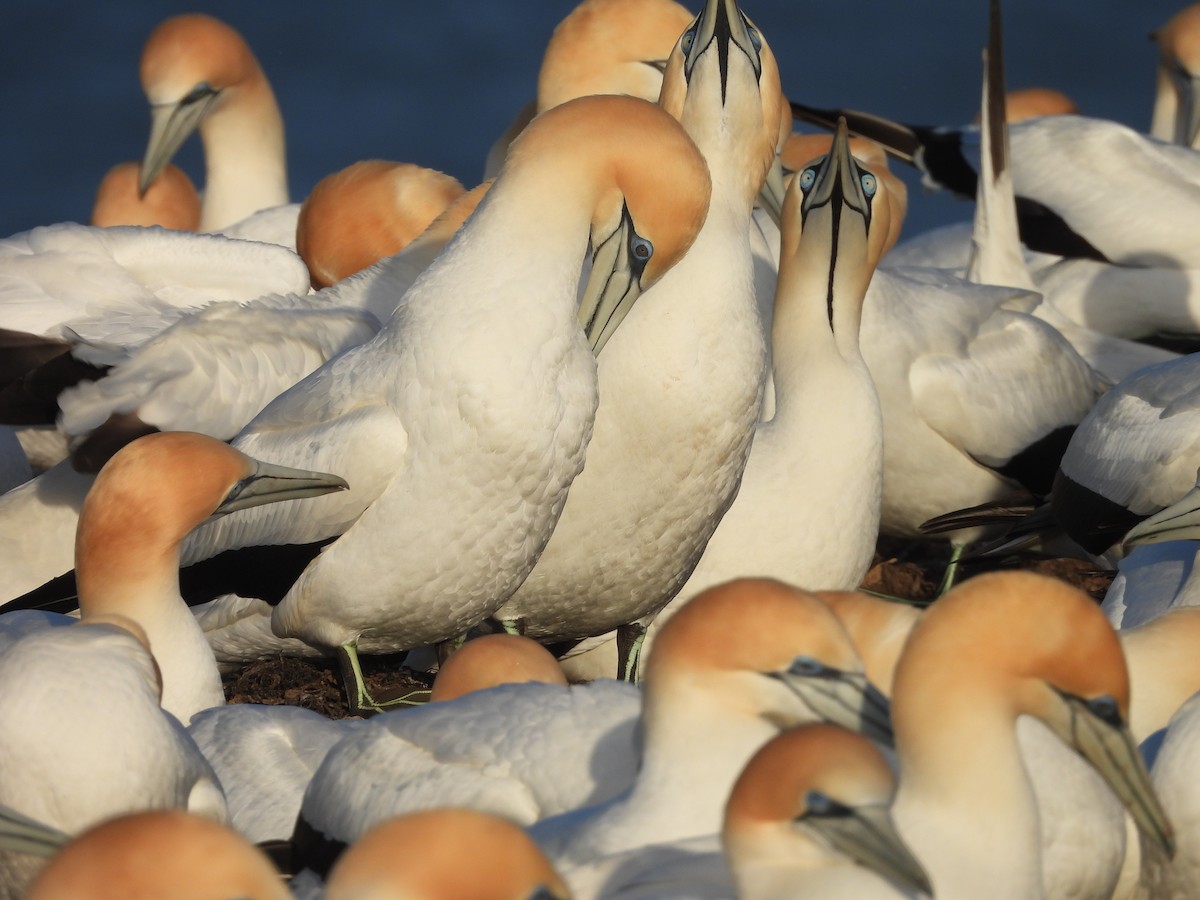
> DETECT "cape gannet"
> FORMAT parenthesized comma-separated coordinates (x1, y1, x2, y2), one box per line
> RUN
(530, 579, 893, 872)
(491, 0, 782, 677)
(177, 94, 712, 713)
(1151, 3, 1200, 148)
(295, 161, 466, 289)
(0, 432, 347, 719)
(320, 809, 570, 900)
(889, 571, 1173, 899)
(22, 810, 289, 900)
(90, 161, 200, 231)
(138, 14, 288, 231)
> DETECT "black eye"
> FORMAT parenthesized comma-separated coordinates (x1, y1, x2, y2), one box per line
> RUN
(680, 27, 696, 54)
(631, 235, 653, 262)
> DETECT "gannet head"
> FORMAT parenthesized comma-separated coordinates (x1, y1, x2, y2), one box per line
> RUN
(537, 0, 695, 112)
(504, 94, 711, 354)
(138, 13, 266, 195)
(296, 161, 466, 289)
(643, 578, 894, 746)
(23, 810, 290, 900)
(894, 571, 1175, 858)
(430, 633, 567, 702)
(777, 119, 903, 338)
(1153, 4, 1200, 146)
(91, 161, 200, 230)
(75, 432, 348, 608)
(323, 809, 569, 899)
(658, 0, 785, 199)
(974, 87, 1078, 124)
(724, 724, 932, 896)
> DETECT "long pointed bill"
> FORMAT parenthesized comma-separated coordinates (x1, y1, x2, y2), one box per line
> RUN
(757, 155, 786, 226)
(1049, 690, 1175, 858)
(1122, 481, 1200, 549)
(682, 0, 762, 97)
(802, 118, 870, 225)
(773, 658, 894, 748)
(0, 802, 69, 858)
(800, 799, 933, 896)
(1171, 70, 1200, 147)
(140, 92, 220, 195)
(578, 209, 645, 356)
(214, 458, 349, 517)
(796, 118, 874, 328)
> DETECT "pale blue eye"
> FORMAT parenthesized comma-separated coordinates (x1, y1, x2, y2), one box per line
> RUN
(745, 22, 763, 51)
(680, 27, 696, 54)
(789, 655, 826, 677)
(860, 173, 877, 197)
(630, 235, 653, 266)
(798, 168, 817, 191)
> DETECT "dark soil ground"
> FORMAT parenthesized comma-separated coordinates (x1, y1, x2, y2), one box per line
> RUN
(221, 535, 1115, 720)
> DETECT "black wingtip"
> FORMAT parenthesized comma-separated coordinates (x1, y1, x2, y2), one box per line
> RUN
(985, 0, 1008, 181)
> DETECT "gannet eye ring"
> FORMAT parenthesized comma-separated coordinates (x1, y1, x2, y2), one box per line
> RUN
(181, 81, 216, 105)
(1086, 695, 1121, 726)
(788, 655, 827, 677)
(802, 790, 851, 818)
(860, 173, 877, 198)
(631, 236, 653, 262)
(680, 27, 697, 54)
(798, 168, 817, 192)
(744, 21, 763, 51)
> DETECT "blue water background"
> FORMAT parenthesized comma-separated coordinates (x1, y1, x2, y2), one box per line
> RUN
(0, 2, 1184, 241)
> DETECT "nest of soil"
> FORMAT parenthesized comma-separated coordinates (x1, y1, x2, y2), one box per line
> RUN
(221, 535, 1115, 719)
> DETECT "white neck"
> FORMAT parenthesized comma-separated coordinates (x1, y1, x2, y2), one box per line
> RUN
(378, 168, 588, 362)
(79, 558, 224, 724)
(590, 676, 782, 857)
(893, 694, 1045, 898)
(1151, 64, 1179, 143)
(198, 79, 288, 230)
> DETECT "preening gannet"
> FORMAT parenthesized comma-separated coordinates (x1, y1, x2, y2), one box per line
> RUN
(22, 810, 289, 900)
(139, 14, 288, 231)
(90, 161, 200, 231)
(491, 0, 782, 674)
(296, 161, 466, 289)
(530, 579, 893, 872)
(178, 94, 712, 714)
(889, 571, 1173, 899)
(321, 809, 570, 900)
(430, 633, 567, 702)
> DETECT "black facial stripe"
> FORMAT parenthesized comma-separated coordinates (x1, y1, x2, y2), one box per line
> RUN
(715, 9, 731, 104)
